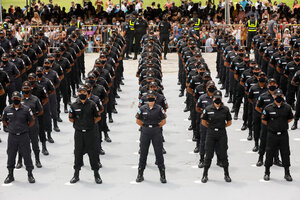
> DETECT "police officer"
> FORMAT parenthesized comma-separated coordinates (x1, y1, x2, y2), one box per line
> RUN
(262, 89, 293, 182)
(246, 14, 258, 52)
(291, 69, 300, 130)
(135, 92, 167, 183)
(16, 81, 44, 169)
(0, 30, 12, 53)
(133, 12, 148, 60)
(123, 15, 135, 59)
(201, 90, 232, 183)
(248, 72, 268, 152)
(158, 15, 171, 60)
(69, 87, 102, 184)
(2, 91, 36, 184)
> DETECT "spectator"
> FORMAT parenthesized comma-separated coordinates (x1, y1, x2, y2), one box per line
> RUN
(232, 25, 242, 46)
(205, 30, 215, 53)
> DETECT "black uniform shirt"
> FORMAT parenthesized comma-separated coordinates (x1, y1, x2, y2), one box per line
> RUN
(248, 84, 267, 107)
(31, 83, 48, 103)
(256, 91, 274, 110)
(2, 104, 34, 134)
(202, 104, 232, 130)
(136, 103, 166, 126)
(21, 94, 43, 116)
(0, 70, 10, 90)
(44, 69, 60, 88)
(284, 61, 300, 82)
(262, 102, 293, 132)
(197, 93, 213, 110)
(0, 61, 20, 83)
(69, 98, 100, 130)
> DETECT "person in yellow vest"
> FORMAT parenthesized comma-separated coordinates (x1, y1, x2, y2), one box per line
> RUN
(246, 14, 259, 52)
(190, 11, 201, 46)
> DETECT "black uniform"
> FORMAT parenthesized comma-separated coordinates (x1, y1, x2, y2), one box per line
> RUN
(2, 104, 34, 171)
(136, 104, 166, 170)
(262, 102, 293, 169)
(134, 18, 148, 58)
(158, 20, 171, 58)
(69, 98, 100, 171)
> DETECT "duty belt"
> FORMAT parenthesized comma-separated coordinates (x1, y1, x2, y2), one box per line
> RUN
(209, 128, 225, 132)
(143, 124, 159, 128)
(11, 132, 27, 136)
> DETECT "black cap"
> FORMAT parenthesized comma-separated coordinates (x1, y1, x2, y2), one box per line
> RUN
(194, 51, 202, 57)
(22, 81, 31, 89)
(207, 81, 215, 88)
(16, 45, 23, 51)
(28, 73, 36, 78)
(36, 67, 43, 72)
(250, 59, 257, 64)
(268, 78, 277, 84)
(87, 72, 96, 78)
(274, 89, 283, 96)
(146, 90, 157, 97)
(149, 82, 158, 87)
(213, 90, 222, 98)
(77, 86, 87, 93)
(44, 59, 51, 64)
(253, 65, 261, 70)
(203, 72, 211, 78)
(2, 53, 9, 59)
(294, 52, 300, 57)
(95, 58, 101, 64)
(258, 71, 266, 76)
(245, 53, 250, 58)
(12, 91, 21, 98)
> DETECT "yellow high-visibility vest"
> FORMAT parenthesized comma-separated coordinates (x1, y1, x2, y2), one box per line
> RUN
(248, 20, 257, 32)
(192, 18, 201, 31)
(129, 20, 135, 31)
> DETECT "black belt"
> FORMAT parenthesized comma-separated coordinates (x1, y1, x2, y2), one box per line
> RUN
(76, 129, 91, 133)
(209, 128, 225, 132)
(11, 132, 27, 136)
(143, 124, 159, 128)
(270, 131, 287, 136)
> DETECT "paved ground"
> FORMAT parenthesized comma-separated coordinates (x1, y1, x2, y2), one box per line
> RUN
(0, 53, 300, 200)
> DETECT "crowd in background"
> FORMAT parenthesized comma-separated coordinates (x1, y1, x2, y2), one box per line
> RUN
(1, 0, 299, 52)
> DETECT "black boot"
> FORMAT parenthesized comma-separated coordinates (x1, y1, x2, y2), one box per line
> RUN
(53, 120, 60, 132)
(16, 154, 23, 169)
(57, 114, 63, 122)
(284, 167, 293, 182)
(273, 157, 283, 167)
(64, 104, 68, 113)
(28, 170, 35, 183)
(234, 113, 238, 120)
(194, 145, 199, 153)
(42, 142, 49, 156)
(159, 168, 167, 183)
(136, 168, 144, 182)
(179, 91, 184, 97)
(198, 155, 205, 168)
(162, 147, 167, 154)
(241, 123, 247, 131)
(291, 120, 298, 130)
(256, 155, 263, 167)
(104, 131, 112, 143)
(94, 170, 102, 184)
(35, 152, 42, 168)
(264, 167, 270, 181)
(223, 166, 231, 182)
(227, 96, 232, 103)
(4, 169, 14, 184)
(70, 170, 80, 184)
(108, 113, 113, 123)
(47, 131, 54, 143)
(201, 167, 209, 183)
(99, 143, 105, 155)
(247, 131, 253, 141)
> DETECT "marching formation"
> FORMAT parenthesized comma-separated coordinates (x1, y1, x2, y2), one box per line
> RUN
(135, 29, 168, 183)
(0, 26, 126, 184)
(176, 23, 299, 182)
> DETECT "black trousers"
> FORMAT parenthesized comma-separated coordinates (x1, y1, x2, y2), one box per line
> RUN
(139, 127, 164, 169)
(265, 131, 290, 168)
(246, 32, 256, 52)
(204, 129, 229, 168)
(160, 34, 169, 57)
(49, 93, 58, 121)
(134, 34, 143, 56)
(252, 111, 261, 145)
(125, 34, 134, 57)
(234, 84, 245, 115)
(286, 83, 297, 107)
(74, 128, 99, 171)
(248, 103, 253, 133)
(7, 133, 34, 171)
(199, 124, 207, 156)
(295, 88, 300, 121)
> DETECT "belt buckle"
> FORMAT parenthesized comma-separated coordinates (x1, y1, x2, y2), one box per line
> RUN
(16, 133, 21, 136)
(214, 128, 218, 132)
(277, 132, 281, 135)
(82, 130, 86, 133)
(149, 125, 153, 128)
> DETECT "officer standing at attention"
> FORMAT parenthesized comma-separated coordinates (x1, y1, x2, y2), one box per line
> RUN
(158, 15, 171, 60)
(133, 12, 148, 60)
(246, 14, 258, 53)
(122, 15, 135, 60)
(262, 89, 293, 182)
(135, 92, 167, 183)
(69, 87, 102, 184)
(201, 90, 232, 183)
(2, 91, 36, 184)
